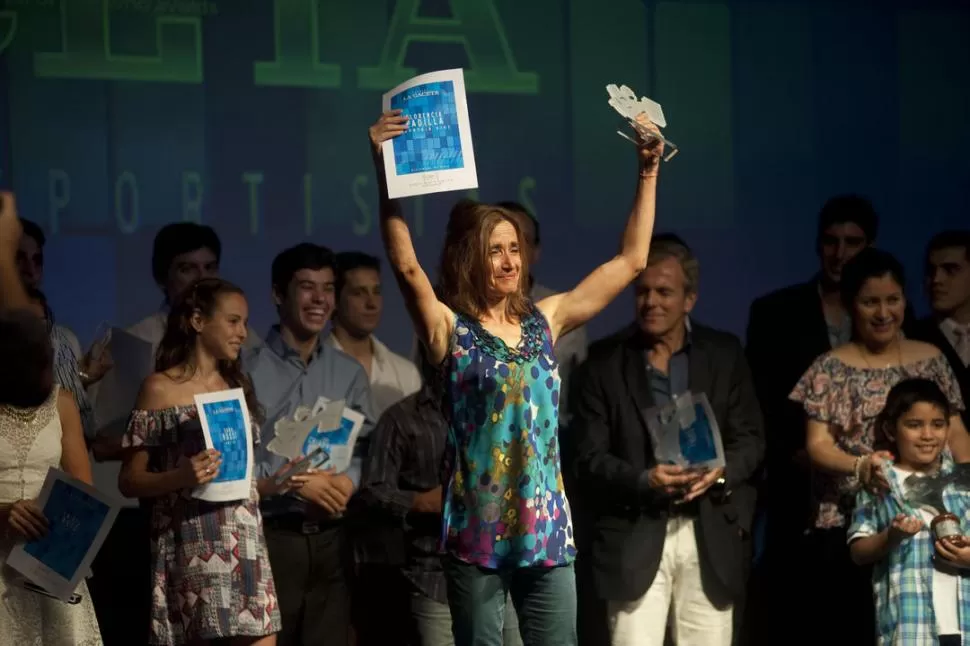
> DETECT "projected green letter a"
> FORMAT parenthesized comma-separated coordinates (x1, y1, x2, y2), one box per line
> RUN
(358, 0, 538, 94)
(34, 0, 202, 83)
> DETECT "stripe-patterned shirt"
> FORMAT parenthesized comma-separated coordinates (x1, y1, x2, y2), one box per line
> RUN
(358, 387, 449, 603)
(50, 324, 94, 439)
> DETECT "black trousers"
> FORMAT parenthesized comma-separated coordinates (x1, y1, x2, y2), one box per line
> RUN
(87, 507, 152, 646)
(801, 526, 875, 646)
(264, 518, 352, 646)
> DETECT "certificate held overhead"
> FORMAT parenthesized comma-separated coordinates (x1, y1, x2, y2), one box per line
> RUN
(381, 68, 479, 199)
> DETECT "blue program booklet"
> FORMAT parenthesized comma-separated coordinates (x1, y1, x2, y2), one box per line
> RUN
(389, 79, 464, 175)
(7, 468, 120, 602)
(381, 68, 478, 199)
(644, 392, 726, 470)
(194, 389, 254, 502)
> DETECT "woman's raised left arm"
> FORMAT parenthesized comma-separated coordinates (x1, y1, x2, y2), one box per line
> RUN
(538, 116, 662, 342)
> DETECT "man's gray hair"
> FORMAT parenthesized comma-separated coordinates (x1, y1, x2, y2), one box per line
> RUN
(646, 234, 699, 294)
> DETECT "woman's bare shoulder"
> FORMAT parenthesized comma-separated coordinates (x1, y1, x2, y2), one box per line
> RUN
(902, 339, 942, 362)
(136, 370, 190, 410)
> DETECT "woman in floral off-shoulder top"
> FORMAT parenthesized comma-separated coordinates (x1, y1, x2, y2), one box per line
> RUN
(790, 249, 969, 645)
(118, 278, 281, 646)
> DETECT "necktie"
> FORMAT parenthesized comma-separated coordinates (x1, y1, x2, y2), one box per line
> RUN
(954, 324, 970, 368)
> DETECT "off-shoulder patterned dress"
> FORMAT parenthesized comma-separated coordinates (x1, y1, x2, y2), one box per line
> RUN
(123, 405, 281, 645)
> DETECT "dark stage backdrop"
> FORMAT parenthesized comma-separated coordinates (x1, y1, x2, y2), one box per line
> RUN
(1, 0, 968, 353)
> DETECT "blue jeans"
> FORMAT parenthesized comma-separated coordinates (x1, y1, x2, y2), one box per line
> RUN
(444, 557, 577, 646)
(411, 591, 523, 646)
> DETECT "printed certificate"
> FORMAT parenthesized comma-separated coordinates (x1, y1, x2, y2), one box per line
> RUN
(194, 389, 253, 502)
(7, 468, 121, 602)
(381, 68, 478, 199)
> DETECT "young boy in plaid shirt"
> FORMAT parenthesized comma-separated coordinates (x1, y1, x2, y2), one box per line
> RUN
(849, 378, 970, 645)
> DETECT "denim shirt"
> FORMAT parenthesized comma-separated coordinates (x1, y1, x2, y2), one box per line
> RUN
(244, 326, 376, 517)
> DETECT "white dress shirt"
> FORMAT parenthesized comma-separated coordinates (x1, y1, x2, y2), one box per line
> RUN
(327, 333, 422, 418)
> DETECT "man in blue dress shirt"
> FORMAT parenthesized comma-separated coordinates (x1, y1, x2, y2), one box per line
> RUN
(244, 243, 376, 646)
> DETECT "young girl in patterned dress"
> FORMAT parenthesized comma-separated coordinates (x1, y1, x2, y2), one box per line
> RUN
(119, 278, 281, 646)
(368, 110, 664, 644)
(849, 378, 970, 645)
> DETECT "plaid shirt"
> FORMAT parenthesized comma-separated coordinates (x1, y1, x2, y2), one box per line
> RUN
(849, 457, 970, 645)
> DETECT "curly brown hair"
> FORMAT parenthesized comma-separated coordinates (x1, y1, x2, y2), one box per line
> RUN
(437, 199, 532, 320)
(155, 277, 263, 422)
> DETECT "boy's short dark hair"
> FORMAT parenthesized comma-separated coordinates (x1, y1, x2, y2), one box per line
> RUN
(335, 251, 381, 298)
(151, 223, 222, 285)
(271, 243, 336, 296)
(926, 230, 970, 263)
(817, 194, 879, 245)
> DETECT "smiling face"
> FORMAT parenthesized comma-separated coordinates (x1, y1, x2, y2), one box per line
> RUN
(852, 273, 906, 347)
(485, 219, 523, 300)
(891, 401, 949, 472)
(193, 291, 249, 361)
(635, 256, 697, 338)
(275, 267, 336, 339)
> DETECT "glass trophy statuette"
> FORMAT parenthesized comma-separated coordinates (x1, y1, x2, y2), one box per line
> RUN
(606, 84, 679, 162)
(885, 461, 970, 547)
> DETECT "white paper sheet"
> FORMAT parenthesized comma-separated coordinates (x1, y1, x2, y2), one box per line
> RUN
(193, 389, 254, 503)
(381, 68, 478, 199)
(92, 327, 154, 438)
(90, 327, 155, 508)
(6, 468, 121, 602)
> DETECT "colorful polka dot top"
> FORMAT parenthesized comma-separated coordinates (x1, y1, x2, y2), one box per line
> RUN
(441, 305, 576, 569)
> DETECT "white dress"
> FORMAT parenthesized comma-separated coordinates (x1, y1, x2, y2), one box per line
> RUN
(0, 387, 103, 645)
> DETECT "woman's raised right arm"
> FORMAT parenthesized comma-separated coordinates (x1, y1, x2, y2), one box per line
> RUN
(369, 111, 452, 364)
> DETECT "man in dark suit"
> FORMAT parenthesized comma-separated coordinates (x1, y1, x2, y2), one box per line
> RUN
(745, 195, 879, 545)
(573, 234, 763, 646)
(910, 230, 970, 426)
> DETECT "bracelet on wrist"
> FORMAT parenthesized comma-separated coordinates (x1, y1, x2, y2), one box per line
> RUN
(855, 455, 871, 483)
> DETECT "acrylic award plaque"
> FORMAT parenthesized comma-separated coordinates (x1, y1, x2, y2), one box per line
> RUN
(606, 83, 679, 162)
